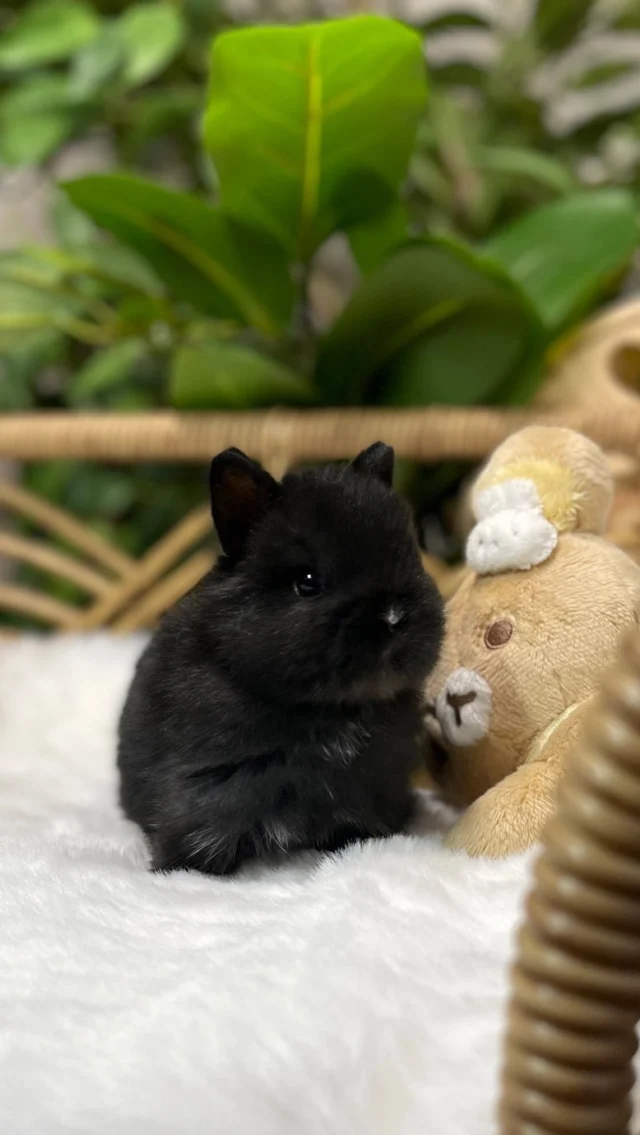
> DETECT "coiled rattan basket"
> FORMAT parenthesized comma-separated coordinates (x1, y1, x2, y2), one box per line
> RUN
(1, 402, 640, 1132)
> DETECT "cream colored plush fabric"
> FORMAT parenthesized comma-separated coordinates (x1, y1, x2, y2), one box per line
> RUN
(427, 427, 640, 857)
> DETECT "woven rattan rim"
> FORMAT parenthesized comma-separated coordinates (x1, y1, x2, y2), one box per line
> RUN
(0, 406, 639, 463)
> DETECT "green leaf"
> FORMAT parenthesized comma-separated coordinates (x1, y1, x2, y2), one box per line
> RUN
(315, 238, 542, 406)
(68, 338, 147, 404)
(0, 327, 64, 409)
(0, 249, 66, 289)
(0, 0, 100, 71)
(170, 341, 316, 409)
(485, 189, 640, 331)
(0, 74, 72, 116)
(63, 174, 295, 334)
(0, 327, 63, 409)
(0, 242, 162, 298)
(0, 364, 34, 411)
(204, 17, 427, 261)
(379, 315, 538, 407)
(68, 25, 125, 100)
(534, 0, 598, 51)
(61, 242, 165, 296)
(125, 85, 201, 155)
(0, 267, 115, 348)
(0, 74, 77, 165)
(0, 279, 81, 323)
(118, 3, 186, 88)
(0, 279, 84, 348)
(348, 202, 410, 275)
(0, 109, 75, 165)
(66, 465, 136, 519)
(113, 294, 172, 337)
(478, 146, 576, 194)
(51, 191, 99, 248)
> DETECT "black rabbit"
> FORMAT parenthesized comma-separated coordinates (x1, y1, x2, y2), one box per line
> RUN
(117, 442, 444, 875)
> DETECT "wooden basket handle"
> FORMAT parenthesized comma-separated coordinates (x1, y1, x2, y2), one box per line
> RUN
(499, 625, 640, 1134)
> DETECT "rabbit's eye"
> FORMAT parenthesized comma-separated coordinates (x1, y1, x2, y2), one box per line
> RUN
(293, 568, 321, 598)
(484, 618, 514, 649)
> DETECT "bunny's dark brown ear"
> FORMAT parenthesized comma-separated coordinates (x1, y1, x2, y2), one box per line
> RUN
(209, 448, 280, 560)
(351, 442, 394, 488)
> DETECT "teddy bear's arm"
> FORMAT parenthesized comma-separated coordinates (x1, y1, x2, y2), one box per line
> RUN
(444, 698, 594, 857)
(443, 762, 560, 857)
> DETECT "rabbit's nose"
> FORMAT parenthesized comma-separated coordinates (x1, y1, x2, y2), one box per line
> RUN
(382, 606, 405, 628)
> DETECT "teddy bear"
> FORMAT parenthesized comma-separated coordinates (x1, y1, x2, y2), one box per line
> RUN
(425, 425, 640, 858)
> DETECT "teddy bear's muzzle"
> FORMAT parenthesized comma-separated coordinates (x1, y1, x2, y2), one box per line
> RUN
(435, 668, 492, 747)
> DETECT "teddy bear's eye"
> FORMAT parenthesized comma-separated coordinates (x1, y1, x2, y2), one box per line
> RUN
(484, 618, 514, 649)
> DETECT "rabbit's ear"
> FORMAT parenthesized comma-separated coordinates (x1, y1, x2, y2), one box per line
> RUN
(351, 442, 394, 487)
(209, 448, 280, 560)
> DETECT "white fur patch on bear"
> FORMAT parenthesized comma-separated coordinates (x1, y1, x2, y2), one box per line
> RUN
(436, 668, 492, 747)
(466, 510, 558, 575)
(467, 478, 558, 575)
(473, 478, 541, 521)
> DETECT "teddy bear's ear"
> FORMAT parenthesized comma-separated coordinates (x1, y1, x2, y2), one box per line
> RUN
(466, 427, 613, 576)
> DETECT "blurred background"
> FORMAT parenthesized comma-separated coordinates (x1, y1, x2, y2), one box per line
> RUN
(1, 0, 640, 615)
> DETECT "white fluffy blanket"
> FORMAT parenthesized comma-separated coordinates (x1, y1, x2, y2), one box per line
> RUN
(0, 635, 540, 1135)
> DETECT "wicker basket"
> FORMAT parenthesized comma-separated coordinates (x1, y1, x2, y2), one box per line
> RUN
(0, 401, 639, 630)
(2, 403, 640, 1134)
(535, 298, 640, 564)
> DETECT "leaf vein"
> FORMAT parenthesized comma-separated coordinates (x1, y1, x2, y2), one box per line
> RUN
(381, 298, 466, 368)
(299, 33, 324, 262)
(86, 201, 277, 335)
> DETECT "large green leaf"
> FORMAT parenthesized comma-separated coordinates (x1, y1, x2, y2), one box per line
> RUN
(170, 341, 316, 409)
(63, 174, 295, 335)
(315, 238, 542, 406)
(204, 17, 427, 261)
(485, 189, 640, 332)
(378, 317, 540, 408)
(0, 0, 100, 71)
(117, 3, 186, 88)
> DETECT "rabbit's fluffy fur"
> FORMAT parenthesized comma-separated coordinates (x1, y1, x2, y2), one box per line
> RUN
(118, 444, 443, 874)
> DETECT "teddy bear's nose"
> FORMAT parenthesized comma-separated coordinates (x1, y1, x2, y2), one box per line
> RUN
(436, 668, 492, 747)
(446, 689, 477, 726)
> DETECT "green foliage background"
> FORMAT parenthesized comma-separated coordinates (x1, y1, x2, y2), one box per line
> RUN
(1, 0, 639, 611)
